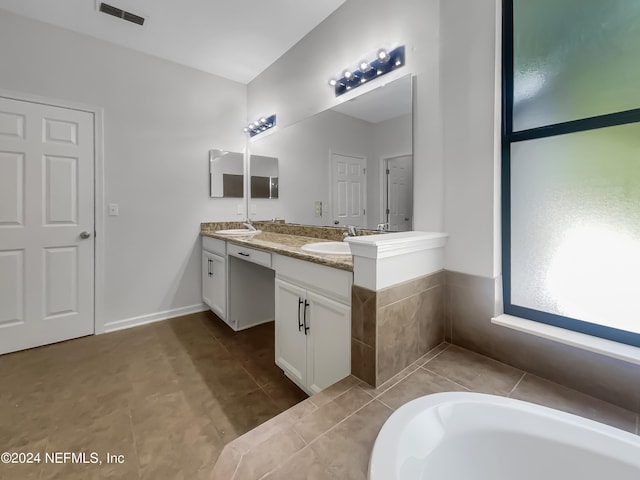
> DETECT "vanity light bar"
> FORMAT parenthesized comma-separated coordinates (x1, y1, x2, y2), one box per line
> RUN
(328, 46, 406, 97)
(243, 114, 276, 137)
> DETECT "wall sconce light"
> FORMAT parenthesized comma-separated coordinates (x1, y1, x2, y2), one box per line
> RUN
(243, 114, 276, 137)
(328, 46, 405, 97)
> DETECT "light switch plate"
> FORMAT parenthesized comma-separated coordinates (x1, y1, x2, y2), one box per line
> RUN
(108, 203, 119, 216)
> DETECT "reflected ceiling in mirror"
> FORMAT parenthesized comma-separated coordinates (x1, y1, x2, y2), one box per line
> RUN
(209, 149, 244, 198)
(248, 74, 413, 231)
(250, 154, 279, 199)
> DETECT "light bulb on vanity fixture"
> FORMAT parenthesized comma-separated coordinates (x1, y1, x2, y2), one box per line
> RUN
(243, 114, 276, 137)
(377, 48, 390, 63)
(328, 45, 405, 97)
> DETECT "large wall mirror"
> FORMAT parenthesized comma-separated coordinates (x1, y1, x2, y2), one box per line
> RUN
(248, 74, 413, 231)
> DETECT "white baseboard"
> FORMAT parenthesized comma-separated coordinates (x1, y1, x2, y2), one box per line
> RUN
(102, 303, 210, 333)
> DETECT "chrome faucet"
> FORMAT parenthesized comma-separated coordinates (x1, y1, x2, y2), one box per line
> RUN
(376, 222, 390, 232)
(242, 219, 257, 231)
(343, 225, 358, 237)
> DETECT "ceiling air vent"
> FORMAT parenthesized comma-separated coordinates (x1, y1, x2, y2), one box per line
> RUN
(99, 2, 145, 26)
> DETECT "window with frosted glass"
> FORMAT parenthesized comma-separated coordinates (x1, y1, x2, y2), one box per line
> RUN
(503, 0, 640, 347)
(513, 0, 640, 131)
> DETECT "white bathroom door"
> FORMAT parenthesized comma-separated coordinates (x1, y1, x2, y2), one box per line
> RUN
(0, 96, 95, 355)
(331, 153, 366, 227)
(386, 155, 413, 231)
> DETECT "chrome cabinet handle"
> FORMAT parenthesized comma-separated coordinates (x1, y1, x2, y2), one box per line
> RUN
(297, 298, 304, 332)
(208, 258, 213, 277)
(303, 300, 310, 335)
(80, 231, 91, 239)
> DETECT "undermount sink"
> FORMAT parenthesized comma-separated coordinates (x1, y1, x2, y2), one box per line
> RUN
(215, 229, 262, 235)
(301, 241, 351, 255)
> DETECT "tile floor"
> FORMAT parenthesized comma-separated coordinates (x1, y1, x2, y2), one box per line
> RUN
(0, 312, 307, 480)
(213, 343, 639, 479)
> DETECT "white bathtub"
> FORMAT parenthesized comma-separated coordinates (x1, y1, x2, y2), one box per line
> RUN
(369, 392, 640, 480)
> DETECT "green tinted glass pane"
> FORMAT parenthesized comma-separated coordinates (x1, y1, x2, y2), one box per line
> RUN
(510, 122, 640, 334)
(513, 0, 640, 131)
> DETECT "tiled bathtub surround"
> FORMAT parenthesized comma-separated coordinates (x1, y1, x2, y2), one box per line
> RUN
(351, 271, 444, 387)
(445, 270, 640, 413)
(212, 343, 639, 479)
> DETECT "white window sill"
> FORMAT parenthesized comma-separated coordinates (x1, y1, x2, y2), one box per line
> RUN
(491, 314, 640, 367)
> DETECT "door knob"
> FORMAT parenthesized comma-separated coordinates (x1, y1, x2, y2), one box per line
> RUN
(80, 231, 91, 239)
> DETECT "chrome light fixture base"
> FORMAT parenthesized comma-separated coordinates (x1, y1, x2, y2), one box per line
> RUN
(329, 46, 405, 97)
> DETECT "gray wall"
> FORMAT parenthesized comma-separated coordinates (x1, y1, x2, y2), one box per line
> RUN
(0, 11, 247, 330)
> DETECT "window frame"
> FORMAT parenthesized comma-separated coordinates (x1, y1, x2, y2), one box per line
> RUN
(501, 0, 640, 348)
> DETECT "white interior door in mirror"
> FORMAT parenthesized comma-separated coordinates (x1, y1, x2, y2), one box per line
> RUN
(247, 74, 412, 230)
(386, 155, 413, 231)
(331, 153, 366, 227)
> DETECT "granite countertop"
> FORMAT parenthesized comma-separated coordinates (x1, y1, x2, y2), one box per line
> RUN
(200, 222, 356, 272)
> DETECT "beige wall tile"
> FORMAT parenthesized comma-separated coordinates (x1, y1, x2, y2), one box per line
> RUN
(377, 270, 444, 308)
(447, 272, 640, 412)
(293, 387, 373, 443)
(262, 446, 334, 480)
(211, 444, 243, 480)
(351, 286, 377, 347)
(378, 368, 468, 410)
(424, 345, 524, 395)
(233, 426, 306, 480)
(308, 375, 362, 408)
(309, 400, 393, 480)
(351, 339, 376, 386)
(511, 374, 637, 434)
(377, 287, 445, 385)
(358, 363, 420, 398)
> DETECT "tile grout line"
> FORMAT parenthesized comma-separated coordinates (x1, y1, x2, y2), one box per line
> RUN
(447, 343, 527, 376)
(422, 343, 452, 365)
(255, 426, 320, 479)
(375, 396, 397, 411)
(508, 372, 527, 397)
(38, 436, 49, 480)
(369, 342, 452, 399)
(420, 365, 472, 392)
(378, 281, 444, 309)
(127, 408, 143, 480)
(302, 389, 389, 449)
(229, 451, 245, 480)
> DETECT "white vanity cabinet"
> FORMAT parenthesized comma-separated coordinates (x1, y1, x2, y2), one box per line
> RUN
(273, 254, 352, 395)
(202, 237, 227, 320)
(202, 236, 274, 330)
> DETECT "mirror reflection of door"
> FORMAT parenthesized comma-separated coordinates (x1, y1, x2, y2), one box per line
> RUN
(245, 74, 412, 230)
(331, 153, 366, 227)
(385, 154, 413, 231)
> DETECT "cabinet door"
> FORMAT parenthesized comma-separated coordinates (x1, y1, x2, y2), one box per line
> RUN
(306, 291, 351, 395)
(203, 251, 226, 319)
(274, 278, 308, 389)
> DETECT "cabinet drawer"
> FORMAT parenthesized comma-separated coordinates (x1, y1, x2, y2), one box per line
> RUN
(273, 254, 352, 305)
(202, 236, 226, 256)
(227, 243, 272, 268)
